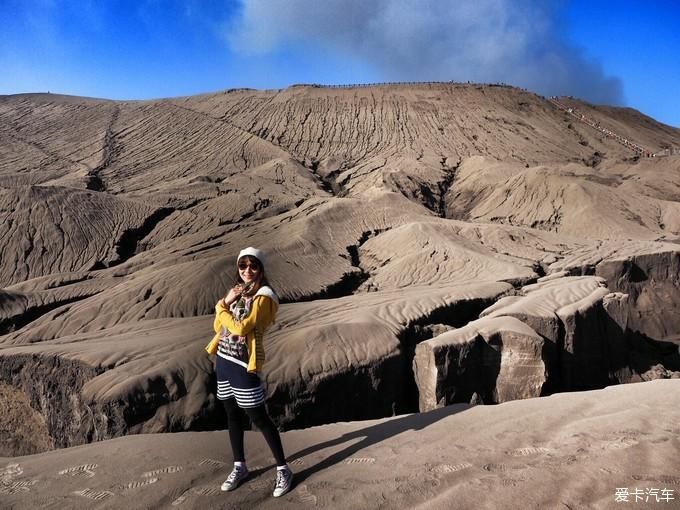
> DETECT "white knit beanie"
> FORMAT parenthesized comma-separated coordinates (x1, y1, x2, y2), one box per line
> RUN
(237, 247, 266, 268)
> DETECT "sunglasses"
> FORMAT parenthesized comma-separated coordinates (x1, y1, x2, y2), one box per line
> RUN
(238, 262, 261, 271)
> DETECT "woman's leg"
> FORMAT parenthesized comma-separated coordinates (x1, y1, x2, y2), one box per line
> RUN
(222, 398, 246, 462)
(244, 405, 286, 466)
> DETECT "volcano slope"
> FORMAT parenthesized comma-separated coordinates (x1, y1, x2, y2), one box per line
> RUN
(1, 83, 679, 479)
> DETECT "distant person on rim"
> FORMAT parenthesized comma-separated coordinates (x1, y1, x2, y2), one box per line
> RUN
(205, 247, 293, 497)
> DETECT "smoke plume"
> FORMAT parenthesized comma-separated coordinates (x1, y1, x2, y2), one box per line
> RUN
(228, 0, 623, 104)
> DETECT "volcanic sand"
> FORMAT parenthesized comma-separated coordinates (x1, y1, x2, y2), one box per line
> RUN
(2, 380, 679, 509)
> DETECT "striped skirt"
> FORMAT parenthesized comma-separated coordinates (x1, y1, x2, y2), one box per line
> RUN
(215, 355, 266, 408)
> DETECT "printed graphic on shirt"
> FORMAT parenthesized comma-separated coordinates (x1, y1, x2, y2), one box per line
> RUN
(218, 330, 248, 362)
(217, 295, 253, 364)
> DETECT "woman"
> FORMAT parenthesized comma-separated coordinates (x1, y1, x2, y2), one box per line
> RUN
(205, 247, 293, 497)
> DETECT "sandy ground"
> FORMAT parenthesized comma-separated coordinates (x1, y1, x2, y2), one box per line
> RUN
(2, 380, 679, 510)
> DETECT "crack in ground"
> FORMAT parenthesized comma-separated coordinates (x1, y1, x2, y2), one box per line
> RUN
(437, 157, 461, 218)
(0, 291, 105, 336)
(85, 104, 119, 192)
(280, 228, 390, 304)
(91, 207, 175, 269)
(303, 158, 344, 196)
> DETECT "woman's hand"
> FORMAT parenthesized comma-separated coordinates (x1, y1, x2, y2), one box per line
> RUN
(222, 284, 243, 306)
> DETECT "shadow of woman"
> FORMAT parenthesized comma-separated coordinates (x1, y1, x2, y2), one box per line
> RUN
(288, 403, 470, 484)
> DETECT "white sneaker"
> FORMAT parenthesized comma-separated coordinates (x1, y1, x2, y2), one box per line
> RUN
(221, 465, 248, 491)
(273, 467, 294, 497)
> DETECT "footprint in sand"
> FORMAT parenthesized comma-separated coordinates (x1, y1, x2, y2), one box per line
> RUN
(171, 489, 192, 506)
(142, 466, 184, 478)
(506, 447, 552, 457)
(601, 438, 638, 450)
(199, 458, 226, 468)
(599, 466, 624, 475)
(0, 479, 38, 495)
(482, 463, 508, 472)
(58, 464, 98, 478)
(73, 488, 114, 501)
(482, 463, 528, 473)
(1, 463, 23, 481)
(0, 463, 35, 494)
(167, 487, 188, 500)
(121, 477, 159, 490)
(632, 474, 680, 485)
(289, 458, 305, 467)
(498, 477, 527, 487)
(614, 429, 646, 438)
(297, 484, 318, 505)
(193, 486, 221, 496)
(344, 457, 376, 464)
(433, 462, 473, 474)
(169, 483, 229, 504)
(476, 475, 526, 488)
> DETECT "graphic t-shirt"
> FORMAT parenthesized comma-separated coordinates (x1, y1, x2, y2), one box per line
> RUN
(216, 295, 254, 366)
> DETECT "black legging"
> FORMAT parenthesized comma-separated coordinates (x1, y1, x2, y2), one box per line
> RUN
(222, 399, 286, 466)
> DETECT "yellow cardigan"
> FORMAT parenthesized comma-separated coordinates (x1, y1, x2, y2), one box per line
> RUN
(205, 292, 278, 373)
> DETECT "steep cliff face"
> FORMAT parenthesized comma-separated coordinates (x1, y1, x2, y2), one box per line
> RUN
(0, 382, 53, 455)
(0, 354, 112, 449)
(1, 85, 680, 454)
(0, 346, 224, 451)
(552, 242, 680, 346)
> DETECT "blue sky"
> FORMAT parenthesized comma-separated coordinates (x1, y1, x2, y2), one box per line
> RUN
(1, 0, 678, 127)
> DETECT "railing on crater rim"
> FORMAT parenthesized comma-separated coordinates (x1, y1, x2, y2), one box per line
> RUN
(654, 147, 680, 157)
(549, 97, 657, 157)
(289, 81, 526, 90)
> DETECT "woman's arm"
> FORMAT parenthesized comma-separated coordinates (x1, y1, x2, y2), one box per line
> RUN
(215, 295, 276, 336)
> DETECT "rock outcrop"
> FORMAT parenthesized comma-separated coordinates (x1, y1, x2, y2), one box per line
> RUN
(482, 276, 632, 390)
(413, 316, 546, 412)
(553, 242, 680, 341)
(264, 281, 512, 428)
(413, 276, 647, 412)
